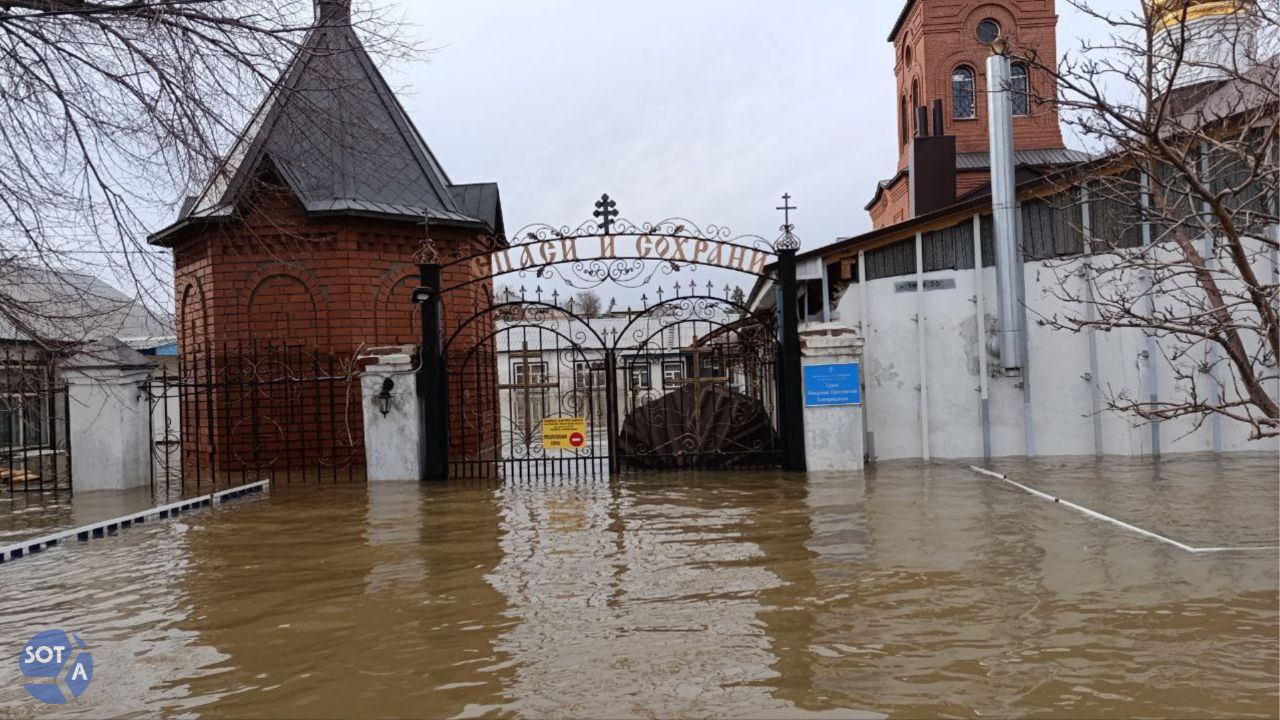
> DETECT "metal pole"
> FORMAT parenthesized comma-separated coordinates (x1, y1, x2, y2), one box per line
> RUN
(858, 250, 873, 461)
(777, 248, 806, 472)
(820, 264, 831, 323)
(418, 263, 447, 481)
(986, 51, 1026, 371)
(1079, 187, 1105, 456)
(1194, 152, 1222, 453)
(972, 214, 992, 459)
(605, 350, 619, 476)
(914, 232, 931, 461)
(1140, 169, 1164, 456)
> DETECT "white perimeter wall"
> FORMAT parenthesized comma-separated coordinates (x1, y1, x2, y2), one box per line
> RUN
(835, 233, 1279, 460)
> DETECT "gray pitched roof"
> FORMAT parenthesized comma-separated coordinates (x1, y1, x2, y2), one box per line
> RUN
(864, 148, 1090, 209)
(153, 16, 502, 240)
(0, 266, 174, 348)
(63, 337, 155, 371)
(955, 148, 1093, 170)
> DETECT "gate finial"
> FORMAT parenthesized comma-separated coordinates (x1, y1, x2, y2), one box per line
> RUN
(415, 215, 440, 264)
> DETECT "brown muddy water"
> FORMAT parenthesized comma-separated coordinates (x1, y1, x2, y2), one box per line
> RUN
(0, 454, 1276, 719)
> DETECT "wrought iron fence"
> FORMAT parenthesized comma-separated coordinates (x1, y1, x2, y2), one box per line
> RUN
(0, 347, 72, 501)
(149, 342, 364, 499)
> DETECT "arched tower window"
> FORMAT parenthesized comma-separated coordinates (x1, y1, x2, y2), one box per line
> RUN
(952, 65, 976, 119)
(900, 94, 908, 145)
(1010, 62, 1030, 116)
(910, 79, 920, 135)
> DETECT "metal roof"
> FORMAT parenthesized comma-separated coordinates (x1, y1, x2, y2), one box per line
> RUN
(956, 148, 1093, 170)
(0, 266, 174, 347)
(864, 148, 1089, 210)
(153, 14, 502, 241)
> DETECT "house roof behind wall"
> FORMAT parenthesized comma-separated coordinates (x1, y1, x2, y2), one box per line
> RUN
(0, 266, 174, 348)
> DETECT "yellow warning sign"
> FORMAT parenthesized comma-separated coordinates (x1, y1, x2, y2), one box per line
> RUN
(543, 417, 588, 450)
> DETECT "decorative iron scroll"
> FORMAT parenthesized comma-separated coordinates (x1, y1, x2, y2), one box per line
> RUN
(440, 194, 800, 292)
(153, 342, 363, 499)
(443, 281, 781, 479)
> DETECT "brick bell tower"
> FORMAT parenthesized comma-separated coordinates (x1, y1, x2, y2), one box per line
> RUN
(150, 0, 503, 477)
(867, 0, 1085, 229)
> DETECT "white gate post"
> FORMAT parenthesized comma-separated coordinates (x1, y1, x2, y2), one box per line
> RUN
(798, 322, 866, 472)
(360, 347, 422, 482)
(63, 339, 155, 493)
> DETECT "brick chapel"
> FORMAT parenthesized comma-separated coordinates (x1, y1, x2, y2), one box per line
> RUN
(866, 0, 1089, 229)
(149, 0, 502, 474)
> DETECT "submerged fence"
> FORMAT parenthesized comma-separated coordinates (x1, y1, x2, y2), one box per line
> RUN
(148, 342, 365, 499)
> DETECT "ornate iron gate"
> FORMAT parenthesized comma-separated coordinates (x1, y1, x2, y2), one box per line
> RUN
(417, 194, 805, 480)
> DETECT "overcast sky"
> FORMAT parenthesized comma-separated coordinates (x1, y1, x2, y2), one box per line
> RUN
(379, 0, 1128, 262)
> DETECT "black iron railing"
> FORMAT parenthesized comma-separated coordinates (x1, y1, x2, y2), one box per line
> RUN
(148, 342, 364, 500)
(0, 347, 71, 500)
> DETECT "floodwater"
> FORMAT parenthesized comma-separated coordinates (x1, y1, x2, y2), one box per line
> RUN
(0, 454, 1276, 718)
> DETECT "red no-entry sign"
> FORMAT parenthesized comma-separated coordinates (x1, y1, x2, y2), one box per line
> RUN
(568, 432, 585, 447)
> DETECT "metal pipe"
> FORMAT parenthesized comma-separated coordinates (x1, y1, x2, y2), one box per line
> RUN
(972, 214, 992, 458)
(820, 264, 831, 322)
(858, 252, 868, 337)
(1020, 299, 1036, 458)
(1195, 152, 1223, 452)
(914, 232, 930, 460)
(986, 52, 1025, 371)
(1139, 170, 1163, 456)
(858, 250, 873, 461)
(1080, 187, 1104, 456)
(1202, 217, 1223, 452)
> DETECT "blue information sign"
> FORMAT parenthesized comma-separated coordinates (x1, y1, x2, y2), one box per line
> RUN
(803, 363, 861, 406)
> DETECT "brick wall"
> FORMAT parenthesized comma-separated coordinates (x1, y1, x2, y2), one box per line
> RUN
(872, 0, 1067, 229)
(868, 175, 912, 229)
(171, 182, 499, 476)
(891, 0, 1063, 171)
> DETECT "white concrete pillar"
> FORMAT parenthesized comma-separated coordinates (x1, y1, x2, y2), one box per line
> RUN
(360, 348, 422, 482)
(63, 339, 154, 493)
(799, 322, 866, 472)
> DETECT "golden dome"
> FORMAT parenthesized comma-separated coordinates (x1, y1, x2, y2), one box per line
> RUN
(1150, 0, 1248, 27)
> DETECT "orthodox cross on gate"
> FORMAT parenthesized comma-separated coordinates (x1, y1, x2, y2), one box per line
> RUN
(593, 193, 618, 234)
(498, 341, 558, 446)
(777, 193, 796, 232)
(775, 192, 800, 251)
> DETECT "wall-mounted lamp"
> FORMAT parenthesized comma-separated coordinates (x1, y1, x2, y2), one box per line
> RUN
(376, 377, 395, 417)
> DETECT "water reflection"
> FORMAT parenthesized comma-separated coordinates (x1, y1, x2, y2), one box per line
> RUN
(487, 478, 797, 717)
(0, 453, 1273, 718)
(169, 483, 515, 719)
(0, 485, 156, 545)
